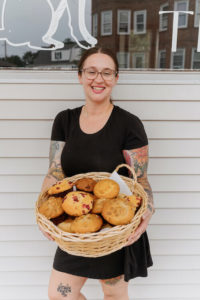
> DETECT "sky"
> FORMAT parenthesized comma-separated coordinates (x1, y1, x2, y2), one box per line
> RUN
(0, 0, 92, 58)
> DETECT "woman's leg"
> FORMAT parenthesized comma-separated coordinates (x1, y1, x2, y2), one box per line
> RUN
(99, 275, 129, 300)
(48, 268, 87, 300)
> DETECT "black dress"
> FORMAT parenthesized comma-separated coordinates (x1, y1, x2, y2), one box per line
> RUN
(51, 105, 153, 282)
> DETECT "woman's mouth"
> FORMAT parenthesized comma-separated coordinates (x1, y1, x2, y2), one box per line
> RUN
(92, 86, 105, 94)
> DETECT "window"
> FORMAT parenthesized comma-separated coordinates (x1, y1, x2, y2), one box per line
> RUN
(133, 53, 145, 68)
(117, 52, 130, 68)
(174, 0, 189, 28)
(117, 10, 131, 34)
(101, 11, 112, 36)
(191, 48, 200, 68)
(160, 3, 169, 31)
(194, 0, 200, 27)
(54, 52, 62, 60)
(134, 10, 147, 34)
(158, 50, 167, 68)
(171, 49, 185, 69)
(93, 14, 98, 37)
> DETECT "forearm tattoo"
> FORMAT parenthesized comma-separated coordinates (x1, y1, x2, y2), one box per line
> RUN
(123, 145, 155, 214)
(57, 282, 72, 297)
(47, 141, 65, 181)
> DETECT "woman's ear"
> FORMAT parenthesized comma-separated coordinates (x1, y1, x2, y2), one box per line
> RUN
(78, 73, 83, 85)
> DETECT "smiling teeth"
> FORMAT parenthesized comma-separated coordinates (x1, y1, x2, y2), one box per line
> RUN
(93, 87, 104, 90)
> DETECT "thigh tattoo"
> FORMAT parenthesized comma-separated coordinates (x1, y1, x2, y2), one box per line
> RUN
(57, 282, 72, 297)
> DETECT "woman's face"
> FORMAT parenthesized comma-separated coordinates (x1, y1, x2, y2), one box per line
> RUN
(78, 53, 119, 104)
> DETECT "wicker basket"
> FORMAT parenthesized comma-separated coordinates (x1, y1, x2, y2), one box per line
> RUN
(35, 163, 147, 257)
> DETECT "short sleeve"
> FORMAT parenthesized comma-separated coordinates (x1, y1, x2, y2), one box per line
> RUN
(51, 110, 68, 141)
(123, 114, 148, 150)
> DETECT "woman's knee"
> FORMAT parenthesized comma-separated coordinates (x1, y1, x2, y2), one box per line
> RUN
(100, 275, 129, 300)
(48, 269, 87, 300)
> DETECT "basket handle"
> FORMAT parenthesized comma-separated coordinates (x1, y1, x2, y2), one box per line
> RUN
(114, 163, 137, 183)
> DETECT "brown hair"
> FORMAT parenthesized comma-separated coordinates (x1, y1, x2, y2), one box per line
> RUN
(78, 46, 119, 76)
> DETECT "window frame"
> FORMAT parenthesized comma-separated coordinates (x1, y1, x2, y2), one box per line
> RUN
(191, 48, 200, 69)
(171, 48, 185, 69)
(158, 50, 167, 69)
(159, 3, 169, 31)
(101, 10, 113, 36)
(134, 10, 147, 35)
(117, 52, 130, 68)
(92, 13, 98, 37)
(132, 52, 146, 68)
(117, 10, 131, 35)
(194, 0, 200, 27)
(174, 0, 189, 28)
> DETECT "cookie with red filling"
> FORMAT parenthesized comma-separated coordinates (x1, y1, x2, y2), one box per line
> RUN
(62, 191, 94, 216)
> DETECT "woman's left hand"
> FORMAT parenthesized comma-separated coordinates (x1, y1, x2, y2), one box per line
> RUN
(125, 209, 153, 246)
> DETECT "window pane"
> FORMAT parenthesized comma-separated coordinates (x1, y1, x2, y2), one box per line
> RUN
(0, 0, 199, 71)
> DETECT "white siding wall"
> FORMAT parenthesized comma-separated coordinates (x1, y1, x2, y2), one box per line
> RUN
(0, 69, 200, 300)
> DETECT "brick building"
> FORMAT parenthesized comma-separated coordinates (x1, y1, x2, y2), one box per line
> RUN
(92, 0, 200, 69)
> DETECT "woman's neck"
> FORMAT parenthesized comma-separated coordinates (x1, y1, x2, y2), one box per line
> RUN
(83, 101, 113, 118)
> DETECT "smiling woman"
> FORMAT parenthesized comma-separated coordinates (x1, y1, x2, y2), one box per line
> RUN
(38, 45, 154, 300)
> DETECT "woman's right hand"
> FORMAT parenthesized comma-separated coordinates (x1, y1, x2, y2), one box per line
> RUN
(39, 225, 54, 241)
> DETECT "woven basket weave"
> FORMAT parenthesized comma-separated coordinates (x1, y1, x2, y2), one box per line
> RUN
(35, 163, 147, 257)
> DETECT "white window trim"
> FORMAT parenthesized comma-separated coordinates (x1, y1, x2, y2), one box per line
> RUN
(134, 10, 147, 34)
(101, 10, 112, 36)
(117, 52, 130, 68)
(159, 3, 169, 31)
(171, 48, 185, 69)
(174, 0, 189, 28)
(194, 0, 200, 27)
(191, 47, 200, 69)
(93, 13, 98, 37)
(132, 52, 145, 68)
(117, 10, 131, 35)
(158, 50, 167, 68)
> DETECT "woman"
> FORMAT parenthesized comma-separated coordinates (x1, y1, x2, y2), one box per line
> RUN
(39, 46, 155, 300)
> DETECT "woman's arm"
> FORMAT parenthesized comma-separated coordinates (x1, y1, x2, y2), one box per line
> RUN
(39, 141, 65, 240)
(41, 141, 66, 193)
(122, 145, 155, 245)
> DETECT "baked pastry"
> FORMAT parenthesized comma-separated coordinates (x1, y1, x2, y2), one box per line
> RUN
(39, 196, 64, 219)
(75, 177, 97, 192)
(57, 218, 74, 233)
(47, 179, 73, 196)
(71, 213, 103, 233)
(102, 198, 134, 225)
(91, 197, 108, 214)
(93, 179, 120, 199)
(118, 193, 142, 208)
(62, 191, 94, 216)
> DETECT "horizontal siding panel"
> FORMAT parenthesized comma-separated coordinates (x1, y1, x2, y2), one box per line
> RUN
(1, 175, 200, 192)
(0, 240, 200, 256)
(1, 270, 200, 285)
(1, 120, 200, 139)
(1, 157, 200, 175)
(1, 100, 200, 120)
(1, 83, 200, 101)
(1, 255, 199, 271)
(1, 192, 199, 210)
(0, 284, 199, 299)
(1, 140, 200, 157)
(1, 208, 199, 226)
(1, 224, 200, 241)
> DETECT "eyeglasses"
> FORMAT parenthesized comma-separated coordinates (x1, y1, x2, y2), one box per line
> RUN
(81, 67, 118, 81)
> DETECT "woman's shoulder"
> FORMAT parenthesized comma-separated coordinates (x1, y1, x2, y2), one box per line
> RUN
(115, 105, 142, 124)
(54, 106, 81, 120)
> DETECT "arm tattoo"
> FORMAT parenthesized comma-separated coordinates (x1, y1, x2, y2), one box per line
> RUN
(57, 282, 72, 297)
(123, 145, 155, 214)
(47, 141, 65, 181)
